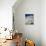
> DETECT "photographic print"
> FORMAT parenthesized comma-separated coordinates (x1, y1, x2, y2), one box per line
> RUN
(25, 14, 34, 25)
